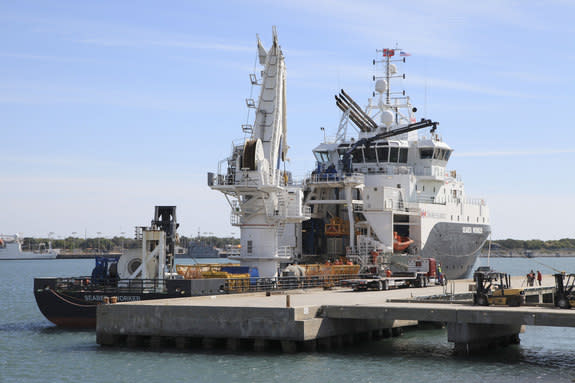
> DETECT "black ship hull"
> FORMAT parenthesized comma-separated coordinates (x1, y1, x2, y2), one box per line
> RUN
(34, 277, 225, 328)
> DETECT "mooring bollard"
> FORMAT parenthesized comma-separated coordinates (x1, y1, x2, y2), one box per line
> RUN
(286, 294, 291, 307)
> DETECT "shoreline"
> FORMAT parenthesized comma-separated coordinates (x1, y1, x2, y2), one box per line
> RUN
(480, 250, 575, 258)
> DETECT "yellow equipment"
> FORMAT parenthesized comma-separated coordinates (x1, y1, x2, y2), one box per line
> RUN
(474, 271, 524, 307)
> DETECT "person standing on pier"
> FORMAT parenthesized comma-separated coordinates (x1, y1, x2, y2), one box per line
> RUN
(527, 270, 535, 286)
(537, 270, 542, 286)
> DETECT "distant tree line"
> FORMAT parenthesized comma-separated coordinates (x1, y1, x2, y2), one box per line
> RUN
(185, 236, 240, 249)
(21, 235, 239, 252)
(21, 235, 574, 252)
(484, 238, 575, 251)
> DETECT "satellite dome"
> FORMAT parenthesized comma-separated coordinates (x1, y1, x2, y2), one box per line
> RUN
(375, 79, 387, 94)
(389, 64, 397, 75)
(381, 109, 395, 127)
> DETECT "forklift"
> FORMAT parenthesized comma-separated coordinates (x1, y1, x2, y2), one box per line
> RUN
(473, 271, 525, 307)
(554, 273, 575, 309)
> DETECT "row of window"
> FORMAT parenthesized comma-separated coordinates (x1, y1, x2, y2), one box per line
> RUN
(342, 147, 409, 164)
(419, 148, 452, 161)
(314, 146, 453, 165)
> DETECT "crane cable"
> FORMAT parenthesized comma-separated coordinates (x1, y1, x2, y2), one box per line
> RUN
(518, 252, 563, 274)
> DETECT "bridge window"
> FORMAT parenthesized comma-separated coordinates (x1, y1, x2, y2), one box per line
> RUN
(364, 147, 377, 162)
(314, 151, 330, 163)
(351, 148, 364, 163)
(337, 145, 349, 158)
(399, 148, 408, 163)
(432, 149, 452, 161)
(390, 147, 399, 162)
(420, 148, 433, 159)
(377, 146, 389, 163)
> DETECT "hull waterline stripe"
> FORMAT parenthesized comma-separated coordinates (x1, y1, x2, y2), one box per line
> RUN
(48, 289, 97, 308)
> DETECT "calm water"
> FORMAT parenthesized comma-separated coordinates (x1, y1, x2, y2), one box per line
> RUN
(1, 257, 575, 383)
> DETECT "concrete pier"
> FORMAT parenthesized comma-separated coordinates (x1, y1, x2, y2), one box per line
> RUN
(96, 275, 571, 354)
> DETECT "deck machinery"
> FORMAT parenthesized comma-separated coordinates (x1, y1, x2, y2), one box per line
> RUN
(554, 273, 575, 309)
(473, 271, 525, 307)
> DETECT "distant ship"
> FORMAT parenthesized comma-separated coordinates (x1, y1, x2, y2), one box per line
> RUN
(178, 241, 220, 258)
(0, 235, 58, 260)
(300, 48, 491, 279)
(176, 241, 240, 259)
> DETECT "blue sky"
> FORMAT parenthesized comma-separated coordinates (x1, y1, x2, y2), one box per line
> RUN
(1, 1, 574, 240)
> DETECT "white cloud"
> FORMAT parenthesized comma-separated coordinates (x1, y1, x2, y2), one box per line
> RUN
(75, 37, 254, 52)
(287, 60, 532, 98)
(455, 149, 575, 157)
(0, 52, 93, 62)
(0, 80, 211, 110)
(493, 71, 564, 84)
(403, 75, 533, 98)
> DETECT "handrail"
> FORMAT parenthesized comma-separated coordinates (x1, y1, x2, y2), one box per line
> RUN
(46, 273, 372, 295)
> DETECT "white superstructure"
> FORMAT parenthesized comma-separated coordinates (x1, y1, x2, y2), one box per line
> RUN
(301, 49, 490, 279)
(209, 28, 309, 278)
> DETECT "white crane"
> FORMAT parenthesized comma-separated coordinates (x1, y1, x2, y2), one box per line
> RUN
(208, 28, 308, 278)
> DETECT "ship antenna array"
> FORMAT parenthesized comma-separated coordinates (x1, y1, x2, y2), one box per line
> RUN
(373, 48, 407, 105)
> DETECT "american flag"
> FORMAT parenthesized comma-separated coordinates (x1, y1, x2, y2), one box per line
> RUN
(399, 51, 411, 57)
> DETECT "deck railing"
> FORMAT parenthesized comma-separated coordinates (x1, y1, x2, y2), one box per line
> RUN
(46, 273, 372, 296)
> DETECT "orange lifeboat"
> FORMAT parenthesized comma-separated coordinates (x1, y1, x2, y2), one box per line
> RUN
(0, 238, 4, 247)
(393, 232, 413, 252)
